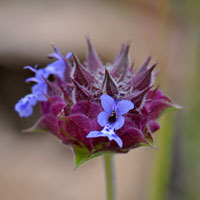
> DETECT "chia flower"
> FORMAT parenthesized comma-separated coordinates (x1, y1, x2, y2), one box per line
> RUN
(15, 46, 72, 117)
(15, 38, 180, 167)
(87, 94, 134, 148)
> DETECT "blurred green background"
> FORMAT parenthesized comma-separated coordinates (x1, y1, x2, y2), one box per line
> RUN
(0, 0, 199, 199)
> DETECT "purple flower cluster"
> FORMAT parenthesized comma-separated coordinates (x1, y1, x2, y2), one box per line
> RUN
(15, 39, 179, 165)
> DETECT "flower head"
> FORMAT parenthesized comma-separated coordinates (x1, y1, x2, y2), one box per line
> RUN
(15, 39, 180, 167)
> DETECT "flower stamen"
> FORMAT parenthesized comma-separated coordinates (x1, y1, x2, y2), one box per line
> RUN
(108, 111, 118, 123)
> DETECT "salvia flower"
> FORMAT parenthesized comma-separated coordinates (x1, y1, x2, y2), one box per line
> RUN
(15, 46, 72, 117)
(15, 38, 180, 168)
(87, 94, 134, 148)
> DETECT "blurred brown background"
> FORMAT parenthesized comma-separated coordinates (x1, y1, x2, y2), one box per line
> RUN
(0, 0, 199, 199)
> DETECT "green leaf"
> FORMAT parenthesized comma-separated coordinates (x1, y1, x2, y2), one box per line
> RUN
(143, 126, 155, 148)
(162, 104, 182, 115)
(73, 145, 113, 169)
(146, 136, 154, 147)
(73, 145, 90, 169)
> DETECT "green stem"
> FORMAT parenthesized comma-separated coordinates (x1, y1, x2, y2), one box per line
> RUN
(103, 154, 117, 200)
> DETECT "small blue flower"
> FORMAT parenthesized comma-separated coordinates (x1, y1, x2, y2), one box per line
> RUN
(25, 46, 72, 83)
(14, 94, 37, 117)
(15, 46, 72, 118)
(86, 94, 134, 148)
(24, 47, 72, 101)
(15, 65, 49, 117)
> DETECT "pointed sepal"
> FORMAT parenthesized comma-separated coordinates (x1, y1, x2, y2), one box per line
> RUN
(72, 79, 91, 101)
(102, 69, 119, 98)
(55, 77, 73, 103)
(111, 43, 130, 81)
(73, 54, 97, 87)
(137, 56, 152, 73)
(44, 77, 63, 97)
(63, 59, 73, 83)
(131, 63, 157, 91)
(126, 86, 151, 109)
(86, 37, 103, 72)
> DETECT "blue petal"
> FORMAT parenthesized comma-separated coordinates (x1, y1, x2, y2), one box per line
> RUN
(36, 68, 50, 80)
(48, 46, 71, 76)
(100, 94, 115, 113)
(49, 46, 71, 60)
(66, 52, 72, 59)
(24, 65, 37, 73)
(25, 77, 40, 83)
(91, 131, 107, 138)
(97, 111, 110, 127)
(49, 45, 63, 60)
(116, 100, 134, 116)
(86, 131, 100, 138)
(113, 116, 125, 130)
(86, 126, 123, 148)
(32, 82, 47, 101)
(14, 94, 37, 118)
(46, 60, 65, 79)
(110, 134, 123, 148)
